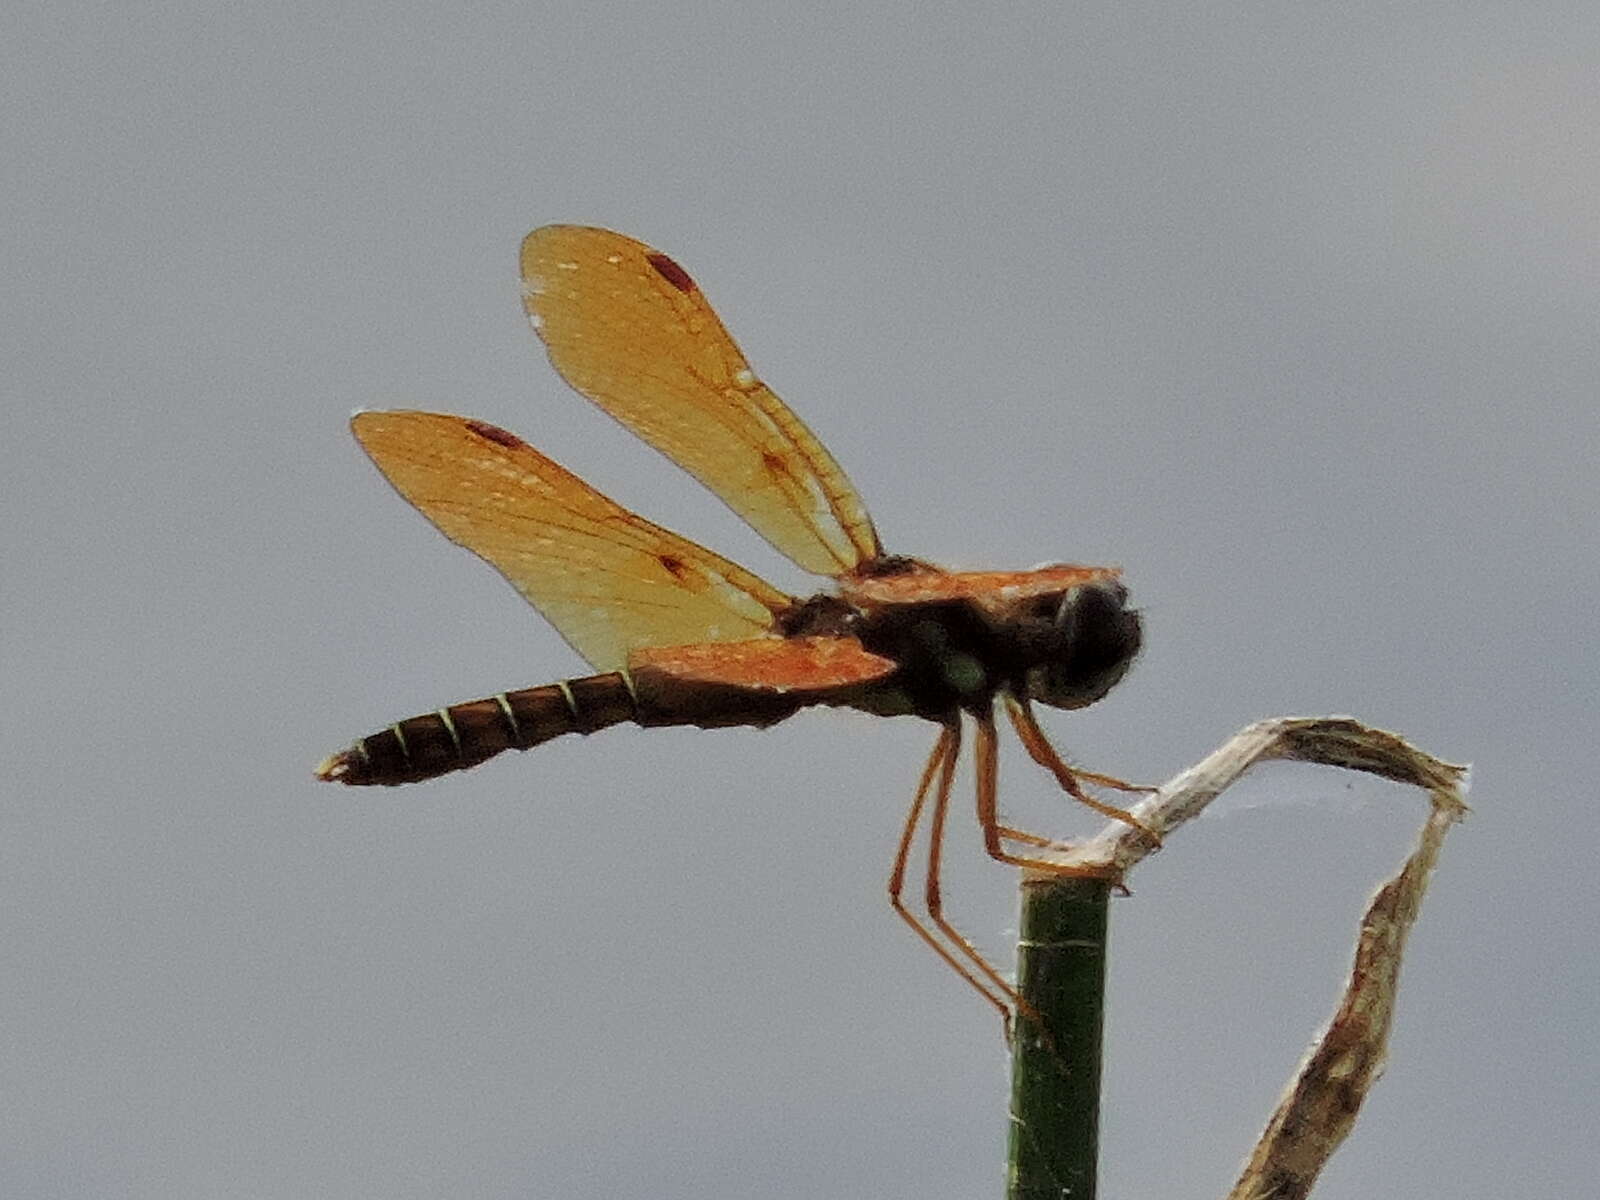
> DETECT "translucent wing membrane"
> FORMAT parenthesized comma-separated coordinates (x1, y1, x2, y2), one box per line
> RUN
(630, 635, 896, 691)
(350, 411, 793, 670)
(520, 225, 881, 577)
(843, 565, 1122, 607)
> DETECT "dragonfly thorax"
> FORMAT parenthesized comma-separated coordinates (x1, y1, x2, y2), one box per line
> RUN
(845, 576, 1142, 718)
(851, 598, 1009, 717)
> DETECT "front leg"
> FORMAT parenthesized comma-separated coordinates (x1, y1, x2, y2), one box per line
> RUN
(1003, 696, 1162, 845)
(972, 710, 1126, 880)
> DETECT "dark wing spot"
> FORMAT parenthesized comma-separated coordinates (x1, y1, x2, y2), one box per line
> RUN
(657, 553, 692, 580)
(760, 449, 796, 480)
(465, 420, 525, 450)
(646, 252, 695, 293)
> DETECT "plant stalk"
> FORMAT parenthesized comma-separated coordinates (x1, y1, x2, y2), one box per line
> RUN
(1005, 874, 1111, 1200)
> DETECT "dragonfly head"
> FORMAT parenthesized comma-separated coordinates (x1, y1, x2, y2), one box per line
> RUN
(1024, 578, 1141, 710)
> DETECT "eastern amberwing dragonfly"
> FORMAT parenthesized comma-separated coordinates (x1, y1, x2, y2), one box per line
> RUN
(317, 225, 1152, 1023)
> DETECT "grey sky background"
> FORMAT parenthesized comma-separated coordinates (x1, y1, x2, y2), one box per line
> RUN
(6, 3, 1597, 1197)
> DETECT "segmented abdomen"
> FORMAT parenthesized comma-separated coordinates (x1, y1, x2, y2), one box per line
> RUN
(316, 673, 638, 786)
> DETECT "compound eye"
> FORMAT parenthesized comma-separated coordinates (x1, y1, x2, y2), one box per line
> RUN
(1055, 580, 1128, 632)
(1052, 591, 1073, 626)
(1031, 581, 1141, 710)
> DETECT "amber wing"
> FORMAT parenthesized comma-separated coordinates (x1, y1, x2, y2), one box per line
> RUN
(842, 565, 1124, 608)
(349, 410, 794, 670)
(630, 635, 897, 691)
(520, 225, 881, 577)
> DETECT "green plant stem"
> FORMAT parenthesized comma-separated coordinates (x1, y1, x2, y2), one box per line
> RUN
(1005, 874, 1112, 1200)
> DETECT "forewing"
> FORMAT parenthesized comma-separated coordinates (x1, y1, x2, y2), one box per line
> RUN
(843, 565, 1122, 607)
(629, 636, 897, 692)
(350, 410, 793, 670)
(520, 225, 881, 576)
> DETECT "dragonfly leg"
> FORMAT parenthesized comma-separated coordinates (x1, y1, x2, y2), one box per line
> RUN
(997, 826, 1074, 850)
(1003, 696, 1162, 845)
(887, 721, 1018, 1035)
(974, 710, 1127, 879)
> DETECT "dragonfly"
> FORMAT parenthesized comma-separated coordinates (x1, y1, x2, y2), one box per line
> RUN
(316, 225, 1153, 1024)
